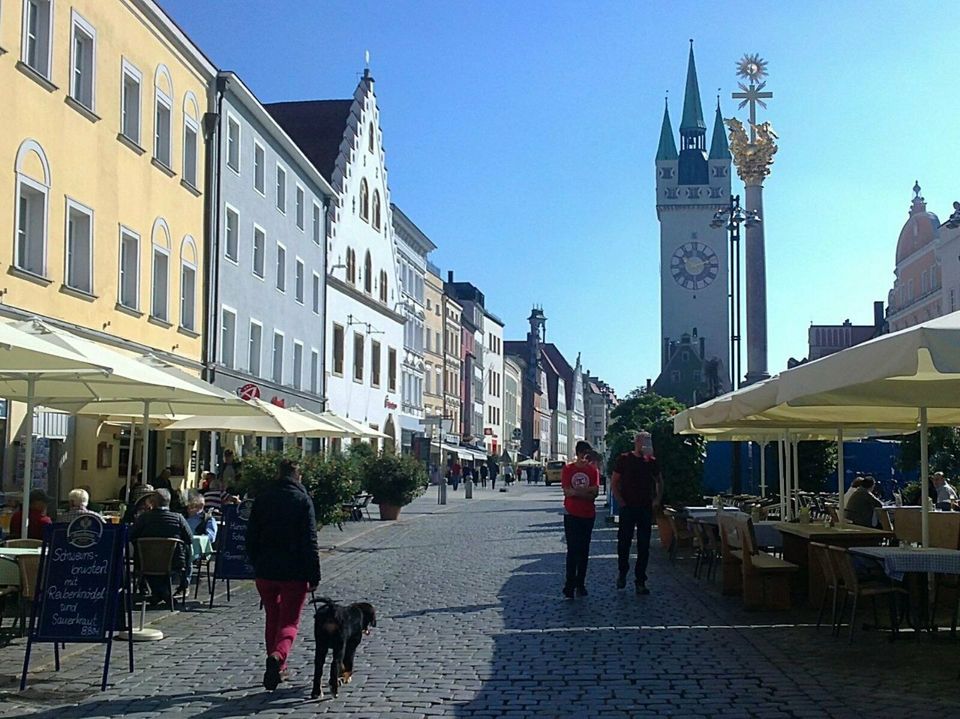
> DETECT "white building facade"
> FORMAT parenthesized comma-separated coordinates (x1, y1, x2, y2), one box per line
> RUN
(482, 310, 504, 457)
(267, 69, 404, 450)
(503, 356, 522, 460)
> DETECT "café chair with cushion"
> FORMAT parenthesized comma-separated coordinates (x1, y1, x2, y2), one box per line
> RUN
(4, 539, 42, 549)
(928, 513, 960, 633)
(134, 538, 184, 624)
(827, 545, 907, 643)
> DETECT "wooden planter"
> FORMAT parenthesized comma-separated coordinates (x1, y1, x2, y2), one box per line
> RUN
(378, 503, 402, 520)
(655, 513, 673, 551)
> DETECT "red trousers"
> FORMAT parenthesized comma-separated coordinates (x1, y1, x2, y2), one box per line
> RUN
(255, 578, 309, 667)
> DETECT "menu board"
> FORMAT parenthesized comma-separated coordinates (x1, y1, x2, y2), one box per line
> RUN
(33, 516, 124, 642)
(215, 500, 255, 580)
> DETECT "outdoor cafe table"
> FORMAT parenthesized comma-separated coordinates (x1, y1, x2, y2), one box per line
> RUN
(774, 522, 893, 604)
(849, 546, 960, 582)
(192, 535, 212, 558)
(0, 547, 42, 588)
(698, 513, 783, 549)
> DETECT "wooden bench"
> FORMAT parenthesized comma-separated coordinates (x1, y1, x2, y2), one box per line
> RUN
(734, 515, 798, 611)
(716, 513, 742, 596)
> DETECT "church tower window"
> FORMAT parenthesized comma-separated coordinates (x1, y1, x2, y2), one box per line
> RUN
(346, 248, 356, 284)
(379, 270, 388, 303)
(368, 123, 374, 153)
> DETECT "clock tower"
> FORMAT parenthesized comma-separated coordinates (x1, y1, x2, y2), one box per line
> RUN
(655, 42, 732, 400)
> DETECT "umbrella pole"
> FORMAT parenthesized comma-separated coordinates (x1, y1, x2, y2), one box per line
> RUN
(141, 401, 151, 489)
(836, 429, 845, 524)
(20, 377, 36, 540)
(778, 436, 786, 520)
(791, 437, 800, 521)
(124, 420, 135, 501)
(759, 441, 767, 498)
(920, 407, 929, 548)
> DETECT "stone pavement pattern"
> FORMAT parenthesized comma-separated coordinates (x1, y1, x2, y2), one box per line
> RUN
(0, 484, 956, 718)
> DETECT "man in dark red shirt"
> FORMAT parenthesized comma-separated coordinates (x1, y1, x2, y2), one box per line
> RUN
(560, 440, 601, 598)
(611, 431, 662, 594)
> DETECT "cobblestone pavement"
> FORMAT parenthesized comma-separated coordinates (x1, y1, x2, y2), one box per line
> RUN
(0, 483, 957, 718)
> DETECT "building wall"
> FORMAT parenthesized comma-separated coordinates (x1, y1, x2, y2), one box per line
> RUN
(482, 312, 504, 456)
(213, 79, 330, 410)
(423, 267, 444, 422)
(503, 357, 521, 458)
(0, 0, 214, 498)
(324, 76, 404, 449)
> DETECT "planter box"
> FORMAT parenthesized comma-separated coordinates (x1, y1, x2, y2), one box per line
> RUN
(378, 503, 402, 521)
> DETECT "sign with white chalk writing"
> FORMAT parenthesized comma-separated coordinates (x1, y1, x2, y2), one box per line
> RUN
(33, 515, 125, 642)
(215, 500, 255, 580)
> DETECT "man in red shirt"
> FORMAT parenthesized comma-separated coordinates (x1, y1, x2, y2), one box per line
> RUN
(9, 489, 53, 540)
(561, 440, 601, 598)
(611, 431, 662, 594)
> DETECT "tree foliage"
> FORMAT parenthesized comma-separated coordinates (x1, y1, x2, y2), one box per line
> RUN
(605, 390, 704, 506)
(796, 441, 837, 492)
(898, 427, 960, 477)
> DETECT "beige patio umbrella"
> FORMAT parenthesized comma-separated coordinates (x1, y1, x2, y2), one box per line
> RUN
(164, 398, 347, 437)
(777, 311, 960, 546)
(316, 410, 388, 439)
(0, 320, 113, 538)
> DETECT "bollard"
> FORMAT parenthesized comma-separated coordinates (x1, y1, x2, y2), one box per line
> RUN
(438, 480, 447, 505)
(465, 479, 473, 499)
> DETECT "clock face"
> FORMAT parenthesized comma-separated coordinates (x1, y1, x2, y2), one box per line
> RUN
(671, 242, 720, 290)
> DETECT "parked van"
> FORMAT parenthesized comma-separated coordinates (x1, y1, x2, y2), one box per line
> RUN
(544, 460, 565, 486)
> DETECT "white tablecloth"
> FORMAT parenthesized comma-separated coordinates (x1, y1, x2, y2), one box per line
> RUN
(849, 546, 960, 581)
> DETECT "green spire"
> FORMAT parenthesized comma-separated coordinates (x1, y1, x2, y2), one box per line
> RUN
(680, 42, 706, 134)
(656, 99, 678, 161)
(709, 100, 730, 160)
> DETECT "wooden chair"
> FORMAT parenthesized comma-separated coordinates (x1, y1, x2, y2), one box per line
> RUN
(17, 554, 41, 637)
(4, 539, 42, 549)
(135, 538, 184, 626)
(827, 545, 907, 642)
(664, 510, 694, 562)
(736, 516, 797, 611)
(878, 509, 894, 535)
(717, 513, 743, 596)
(927, 513, 960, 633)
(810, 542, 843, 631)
(699, 521, 721, 581)
(690, 520, 708, 578)
(893, 509, 921, 545)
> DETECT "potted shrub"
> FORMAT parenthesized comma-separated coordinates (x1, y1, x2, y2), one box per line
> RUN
(361, 452, 428, 520)
(300, 452, 360, 528)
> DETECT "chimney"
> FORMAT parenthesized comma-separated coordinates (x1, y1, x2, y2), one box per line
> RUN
(448, 271, 454, 283)
(662, 337, 670, 366)
(645, 378, 652, 391)
(873, 300, 884, 329)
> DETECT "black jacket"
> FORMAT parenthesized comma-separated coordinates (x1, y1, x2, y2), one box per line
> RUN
(245, 477, 321, 584)
(130, 507, 194, 574)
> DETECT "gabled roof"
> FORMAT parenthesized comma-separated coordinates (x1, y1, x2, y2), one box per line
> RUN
(264, 100, 354, 183)
(542, 343, 577, 407)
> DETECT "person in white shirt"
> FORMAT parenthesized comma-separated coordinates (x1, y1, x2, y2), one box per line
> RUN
(933, 472, 958, 510)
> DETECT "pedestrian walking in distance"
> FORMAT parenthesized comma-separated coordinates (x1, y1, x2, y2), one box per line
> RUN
(246, 458, 321, 690)
(561, 440, 601, 598)
(611, 431, 662, 595)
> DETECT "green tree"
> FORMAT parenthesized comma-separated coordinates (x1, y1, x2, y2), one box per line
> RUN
(605, 390, 704, 505)
(796, 441, 837, 492)
(897, 427, 960, 476)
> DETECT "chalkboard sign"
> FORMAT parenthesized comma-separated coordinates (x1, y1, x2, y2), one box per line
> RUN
(33, 515, 124, 642)
(215, 500, 255, 580)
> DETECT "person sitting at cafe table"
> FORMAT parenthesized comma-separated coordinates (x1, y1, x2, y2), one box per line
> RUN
(130, 488, 193, 607)
(933, 472, 958, 511)
(58, 488, 103, 524)
(9, 489, 53, 540)
(844, 476, 883, 527)
(184, 489, 217, 544)
(202, 472, 225, 513)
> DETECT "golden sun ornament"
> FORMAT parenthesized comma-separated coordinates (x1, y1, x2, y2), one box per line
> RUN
(736, 53, 768, 84)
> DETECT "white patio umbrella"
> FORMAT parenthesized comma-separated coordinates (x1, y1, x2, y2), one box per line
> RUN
(0, 320, 113, 538)
(164, 398, 347, 437)
(778, 311, 960, 546)
(316, 410, 388, 439)
(6, 320, 259, 512)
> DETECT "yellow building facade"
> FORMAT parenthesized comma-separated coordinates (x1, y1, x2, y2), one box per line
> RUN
(0, 0, 214, 501)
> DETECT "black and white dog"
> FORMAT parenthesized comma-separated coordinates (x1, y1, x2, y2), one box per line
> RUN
(311, 597, 377, 699)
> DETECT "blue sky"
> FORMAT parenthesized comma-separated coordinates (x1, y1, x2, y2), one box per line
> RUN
(162, 0, 960, 399)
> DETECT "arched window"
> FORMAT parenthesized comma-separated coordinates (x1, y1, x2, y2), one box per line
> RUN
(372, 191, 381, 230)
(346, 248, 356, 284)
(151, 218, 171, 321)
(14, 139, 51, 277)
(368, 122, 374, 153)
(153, 65, 174, 168)
(359, 179, 369, 222)
(379, 270, 388, 303)
(182, 92, 200, 188)
(364, 251, 372, 294)
(180, 235, 198, 331)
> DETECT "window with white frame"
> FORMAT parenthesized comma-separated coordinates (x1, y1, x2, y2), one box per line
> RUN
(293, 342, 303, 390)
(64, 200, 93, 293)
(272, 331, 284, 383)
(180, 236, 197, 331)
(121, 61, 142, 144)
(254, 141, 265, 194)
(248, 321, 262, 376)
(312, 272, 320, 314)
(16, 179, 48, 277)
(310, 349, 319, 394)
(221, 307, 237, 368)
(70, 11, 96, 111)
(312, 202, 322, 245)
(22, 0, 53, 79)
(118, 227, 140, 309)
(276, 243, 286, 291)
(296, 186, 305, 229)
(224, 206, 238, 261)
(182, 95, 199, 188)
(226, 114, 240, 173)
(154, 67, 173, 168)
(353, 333, 364, 382)
(151, 227, 170, 321)
(371, 340, 381, 387)
(295, 259, 304, 303)
(276, 166, 286, 212)
(252, 225, 265, 278)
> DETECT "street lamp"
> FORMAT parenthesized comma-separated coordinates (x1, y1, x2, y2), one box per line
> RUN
(710, 194, 760, 392)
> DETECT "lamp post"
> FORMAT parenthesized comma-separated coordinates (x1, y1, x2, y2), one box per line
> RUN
(711, 195, 760, 494)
